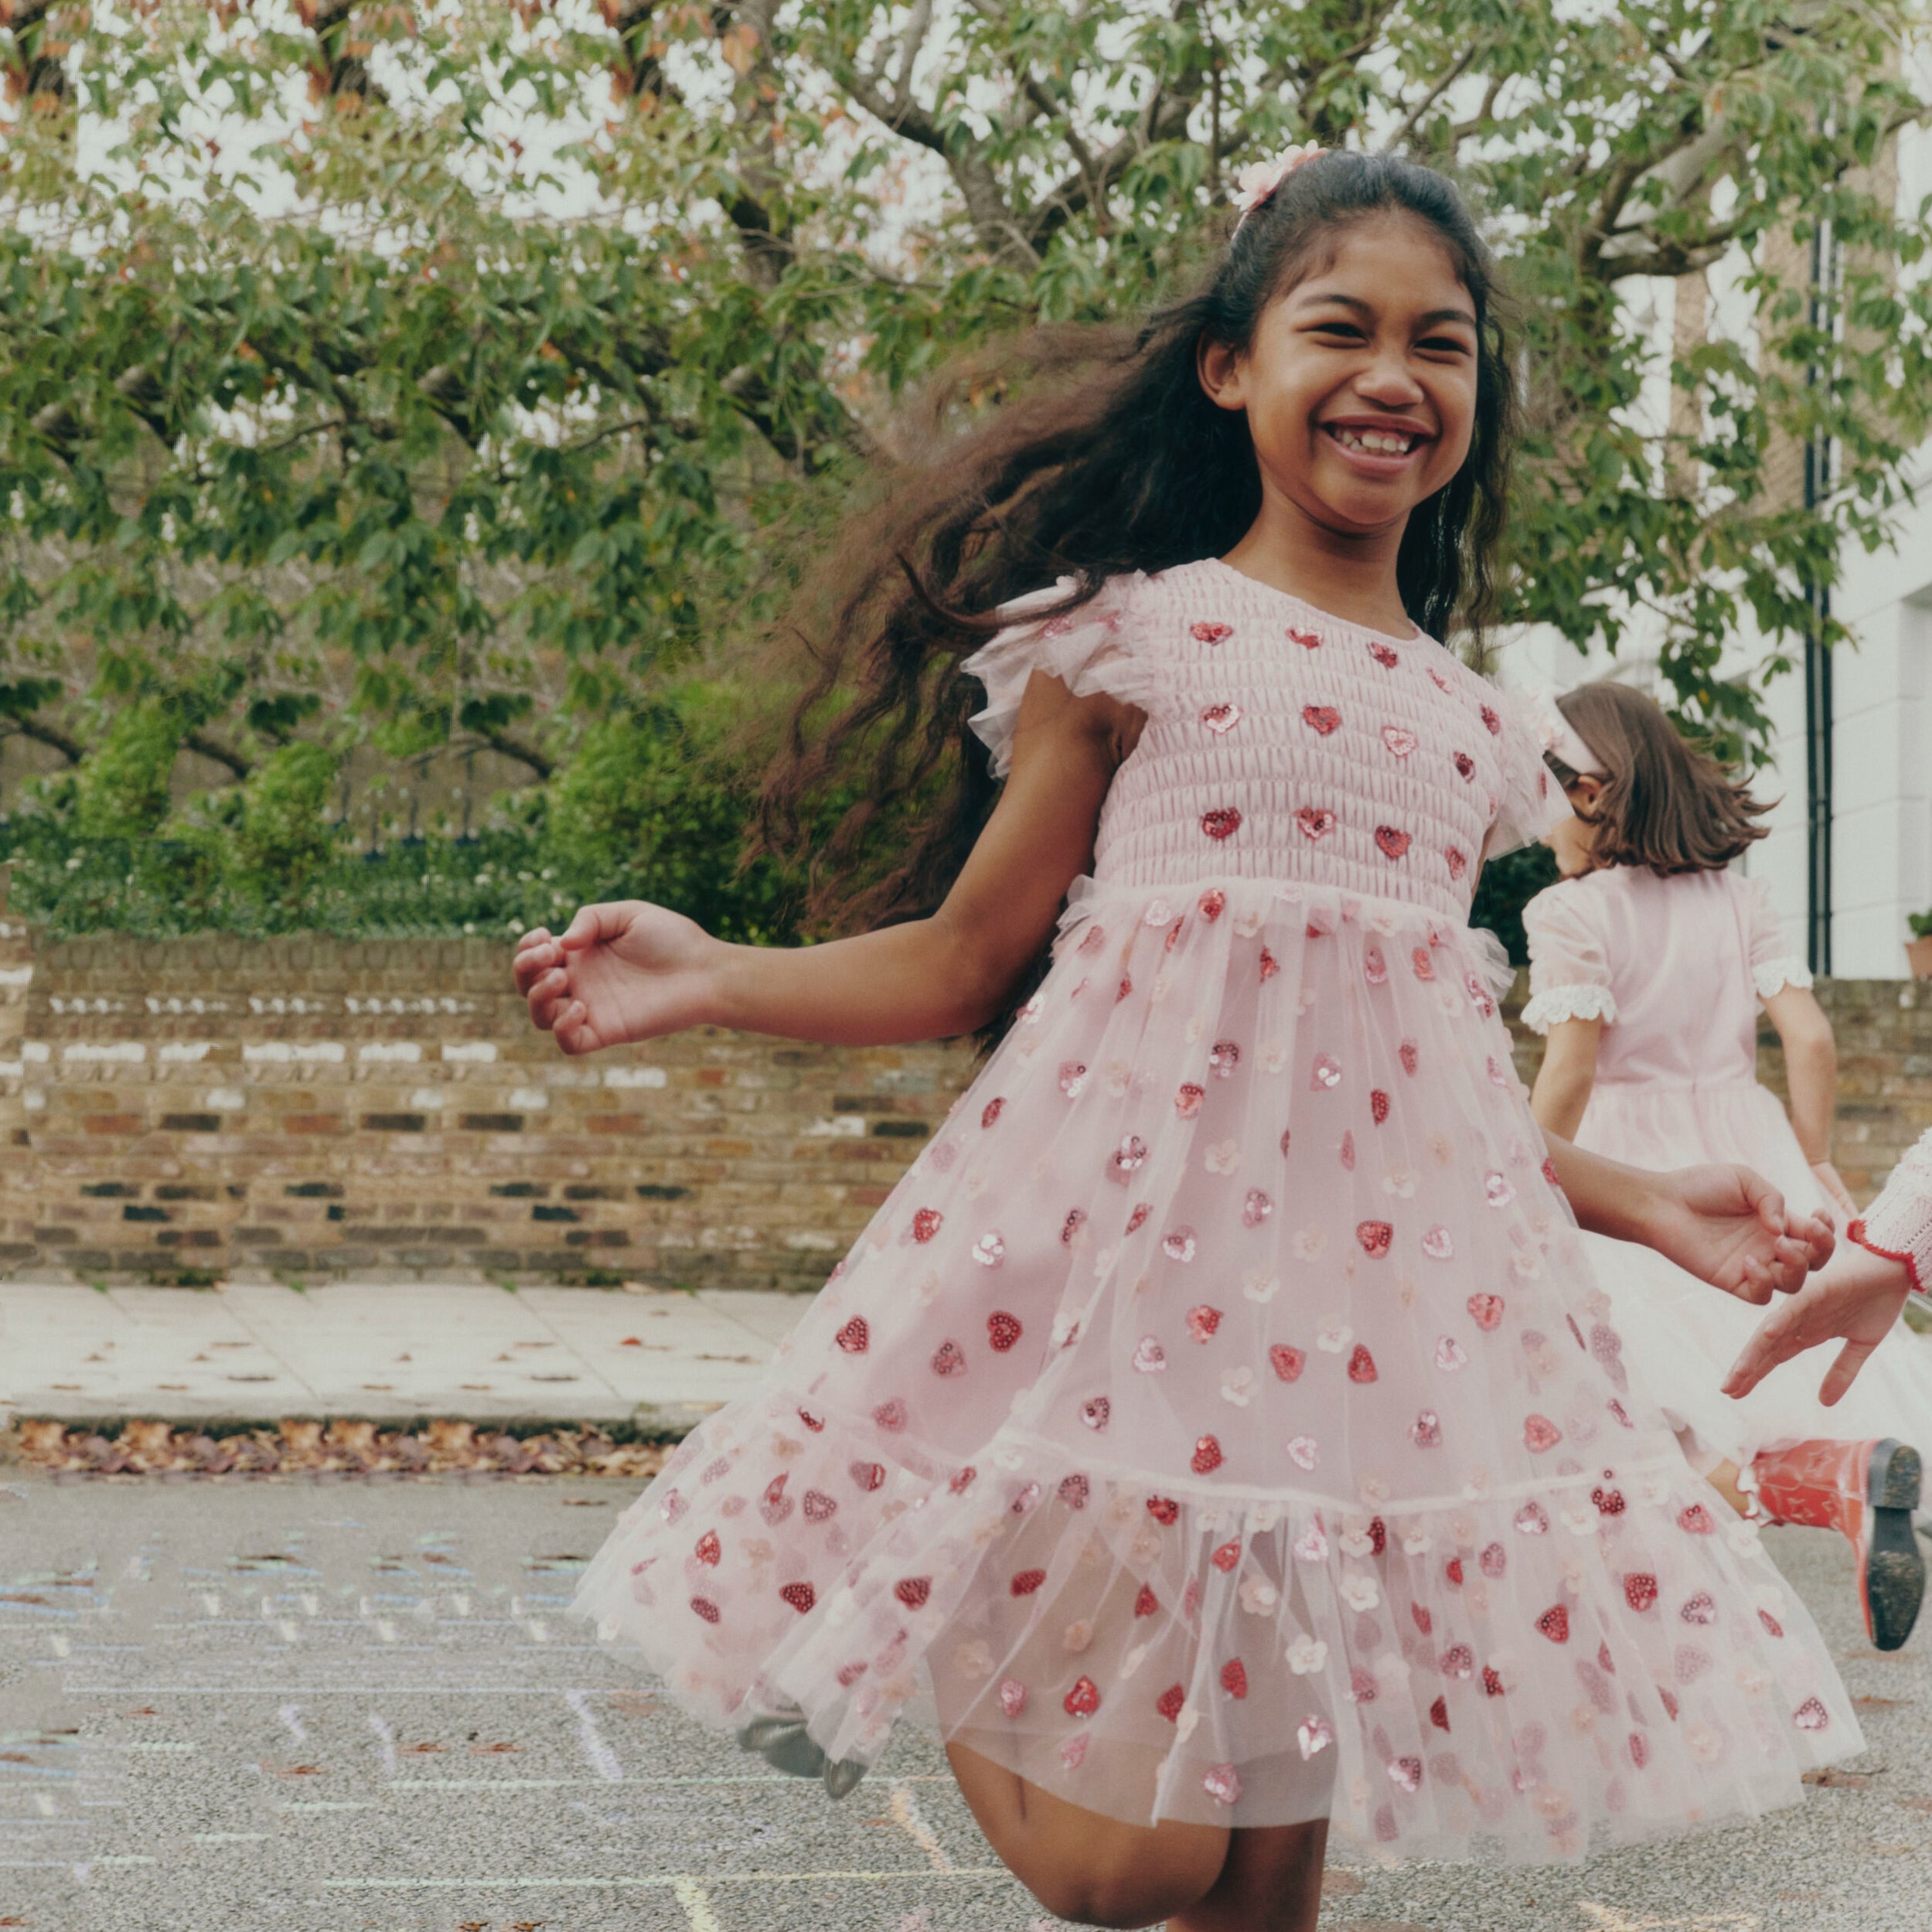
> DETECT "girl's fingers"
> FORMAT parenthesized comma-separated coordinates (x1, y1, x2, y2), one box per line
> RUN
(1819, 1339, 1876, 1407)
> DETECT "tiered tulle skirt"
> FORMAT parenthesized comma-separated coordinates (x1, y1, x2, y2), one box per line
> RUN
(575, 877, 1858, 1859)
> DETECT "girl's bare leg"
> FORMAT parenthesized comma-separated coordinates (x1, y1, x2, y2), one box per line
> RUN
(1170, 1817, 1328, 1932)
(946, 1739, 1229, 1929)
(1705, 1457, 1750, 1518)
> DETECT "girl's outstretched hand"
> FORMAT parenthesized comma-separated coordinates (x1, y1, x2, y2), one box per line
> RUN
(1723, 1245, 1913, 1406)
(513, 901, 720, 1054)
(1641, 1163, 1835, 1306)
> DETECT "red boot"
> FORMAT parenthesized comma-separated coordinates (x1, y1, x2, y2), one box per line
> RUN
(1750, 1437, 1924, 1651)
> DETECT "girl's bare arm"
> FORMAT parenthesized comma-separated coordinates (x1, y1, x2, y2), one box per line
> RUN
(513, 675, 1138, 1051)
(1761, 983, 1855, 1215)
(1528, 1016, 1601, 1143)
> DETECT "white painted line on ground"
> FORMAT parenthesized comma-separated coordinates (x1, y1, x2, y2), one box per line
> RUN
(673, 1874, 725, 1932)
(324, 1869, 1008, 1889)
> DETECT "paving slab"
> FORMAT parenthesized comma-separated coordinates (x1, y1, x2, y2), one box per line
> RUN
(0, 1281, 809, 1426)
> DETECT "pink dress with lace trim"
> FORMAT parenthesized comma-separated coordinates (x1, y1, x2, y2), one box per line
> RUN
(572, 558, 1856, 1859)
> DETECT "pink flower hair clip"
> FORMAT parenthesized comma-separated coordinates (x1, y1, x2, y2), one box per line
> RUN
(1230, 141, 1324, 228)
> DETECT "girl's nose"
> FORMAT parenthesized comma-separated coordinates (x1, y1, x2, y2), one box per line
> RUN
(1354, 359, 1426, 407)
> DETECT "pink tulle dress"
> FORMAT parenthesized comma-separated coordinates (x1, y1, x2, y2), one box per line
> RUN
(1523, 864, 1932, 1472)
(573, 559, 1856, 1859)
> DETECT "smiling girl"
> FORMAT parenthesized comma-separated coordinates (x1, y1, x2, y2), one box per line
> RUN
(516, 152, 1852, 1929)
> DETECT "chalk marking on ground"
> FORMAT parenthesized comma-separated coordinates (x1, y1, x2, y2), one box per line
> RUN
(888, 1778, 952, 1871)
(323, 1868, 1009, 1889)
(672, 1874, 725, 1932)
(564, 1686, 623, 1782)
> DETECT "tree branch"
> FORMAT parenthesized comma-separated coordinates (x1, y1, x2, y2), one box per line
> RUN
(4, 713, 84, 765)
(1382, 43, 1478, 153)
(182, 731, 252, 781)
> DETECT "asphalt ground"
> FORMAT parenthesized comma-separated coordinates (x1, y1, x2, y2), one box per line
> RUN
(3, 1474, 1931, 1932)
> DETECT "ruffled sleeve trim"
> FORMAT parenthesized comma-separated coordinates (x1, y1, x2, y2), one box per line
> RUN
(1751, 956, 1814, 1000)
(1487, 687, 1573, 857)
(1851, 1130, 1932, 1299)
(963, 572, 1158, 779)
(1521, 984, 1619, 1034)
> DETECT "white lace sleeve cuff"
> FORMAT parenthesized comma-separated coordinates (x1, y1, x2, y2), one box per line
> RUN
(1752, 956, 1814, 1000)
(1852, 1132, 1932, 1299)
(1521, 984, 1617, 1034)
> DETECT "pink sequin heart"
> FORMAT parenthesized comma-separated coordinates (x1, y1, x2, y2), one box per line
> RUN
(1679, 1591, 1717, 1627)
(1399, 1038, 1419, 1075)
(1209, 1038, 1240, 1078)
(1453, 749, 1476, 779)
(1624, 1573, 1658, 1613)
(986, 1310, 1022, 1351)
(1375, 825, 1412, 861)
(1269, 1343, 1306, 1382)
(779, 1580, 815, 1613)
(835, 1317, 870, 1353)
(1411, 946, 1435, 981)
(1186, 1303, 1222, 1342)
(1198, 888, 1225, 920)
(1302, 704, 1342, 735)
(1311, 1053, 1341, 1089)
(1201, 702, 1243, 734)
(998, 1677, 1027, 1718)
(1298, 1716, 1334, 1759)
(1481, 704, 1501, 735)
(1537, 1604, 1570, 1644)
(1410, 1409, 1442, 1449)
(1368, 640, 1401, 668)
(1356, 1220, 1393, 1259)
(1110, 1134, 1148, 1178)
(1364, 943, 1389, 985)
(871, 1398, 907, 1432)
(1242, 1187, 1273, 1228)
(1512, 1503, 1548, 1536)
(1388, 1754, 1423, 1793)
(1162, 1227, 1198, 1263)
(911, 1206, 943, 1242)
(1433, 1335, 1467, 1371)
(1522, 1414, 1562, 1453)
(1295, 806, 1337, 841)
(972, 1231, 1005, 1268)
(1288, 625, 1322, 649)
(1201, 807, 1242, 840)
(1191, 1435, 1224, 1475)
(1133, 1337, 1168, 1373)
(1382, 724, 1418, 758)
(1058, 1061, 1087, 1098)
(802, 1488, 837, 1521)
(1793, 1695, 1831, 1732)
(1203, 1762, 1242, 1806)
(1286, 1436, 1319, 1471)
(1347, 1344, 1378, 1385)
(1063, 1675, 1101, 1716)
(1080, 1395, 1111, 1430)
(1211, 1540, 1242, 1573)
(1446, 845, 1468, 881)
(1058, 1473, 1089, 1510)
(693, 1529, 721, 1566)
(1176, 1078, 1206, 1117)
(1191, 621, 1233, 644)
(761, 1475, 793, 1524)
(1484, 1171, 1515, 1208)
(1467, 1293, 1505, 1331)
(1339, 1130, 1356, 1171)
(1421, 1225, 1455, 1261)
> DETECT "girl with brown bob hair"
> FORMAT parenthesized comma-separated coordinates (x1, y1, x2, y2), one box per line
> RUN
(516, 151, 1849, 1930)
(1526, 677, 1932, 1655)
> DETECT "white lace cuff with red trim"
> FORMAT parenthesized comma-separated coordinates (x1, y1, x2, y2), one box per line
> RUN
(1849, 1132, 1932, 1299)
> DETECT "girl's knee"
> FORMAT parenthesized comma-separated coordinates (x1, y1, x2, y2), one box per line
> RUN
(1024, 1831, 1225, 1929)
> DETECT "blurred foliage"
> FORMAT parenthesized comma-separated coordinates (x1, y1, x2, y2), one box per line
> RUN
(0, 0, 1926, 946)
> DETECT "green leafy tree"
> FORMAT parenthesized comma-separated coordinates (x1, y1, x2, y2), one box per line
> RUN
(0, 0, 1923, 940)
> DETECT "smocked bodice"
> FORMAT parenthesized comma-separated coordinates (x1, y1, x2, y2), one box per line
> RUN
(966, 557, 1561, 923)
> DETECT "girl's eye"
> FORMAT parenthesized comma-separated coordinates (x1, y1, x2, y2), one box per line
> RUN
(1419, 336, 1473, 356)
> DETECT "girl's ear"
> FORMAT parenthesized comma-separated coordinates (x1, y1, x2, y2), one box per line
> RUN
(1198, 336, 1249, 414)
(1568, 774, 1606, 819)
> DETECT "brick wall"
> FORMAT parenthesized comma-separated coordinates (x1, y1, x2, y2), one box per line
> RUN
(2, 891, 1927, 1286)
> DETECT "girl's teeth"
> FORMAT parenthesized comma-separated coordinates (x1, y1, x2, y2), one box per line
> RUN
(1334, 428, 1415, 455)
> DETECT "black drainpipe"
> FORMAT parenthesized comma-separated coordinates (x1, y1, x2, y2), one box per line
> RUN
(1802, 221, 1836, 976)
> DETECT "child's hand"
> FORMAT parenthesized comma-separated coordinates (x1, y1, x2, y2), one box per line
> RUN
(513, 901, 722, 1054)
(1808, 1158, 1859, 1222)
(1639, 1163, 1835, 1305)
(1723, 1243, 1913, 1406)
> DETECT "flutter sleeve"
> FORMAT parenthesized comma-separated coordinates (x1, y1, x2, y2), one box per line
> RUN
(1485, 687, 1573, 858)
(963, 572, 1157, 779)
(1852, 1130, 1932, 1299)
(1520, 883, 1618, 1034)
(1745, 874, 1814, 1000)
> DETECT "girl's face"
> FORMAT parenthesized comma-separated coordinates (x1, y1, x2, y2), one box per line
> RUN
(1201, 212, 1481, 538)
(1545, 774, 1607, 876)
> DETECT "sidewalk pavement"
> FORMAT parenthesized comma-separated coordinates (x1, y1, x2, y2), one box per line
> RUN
(0, 1280, 806, 1431)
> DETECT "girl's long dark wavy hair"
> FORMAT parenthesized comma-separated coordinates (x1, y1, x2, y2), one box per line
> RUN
(758, 151, 1519, 969)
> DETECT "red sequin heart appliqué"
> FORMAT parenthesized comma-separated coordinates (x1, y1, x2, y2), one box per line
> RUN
(1201, 703, 1242, 734)
(1302, 704, 1342, 735)
(1191, 621, 1233, 645)
(1201, 808, 1242, 841)
(1375, 825, 1412, 861)
(835, 1317, 869, 1353)
(1295, 806, 1337, 841)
